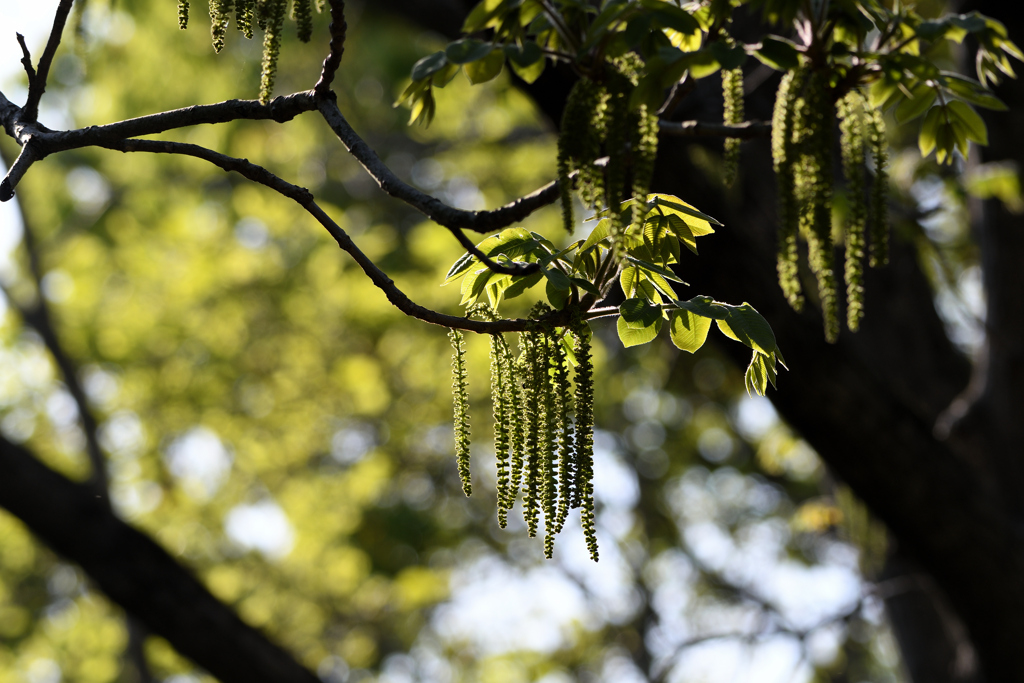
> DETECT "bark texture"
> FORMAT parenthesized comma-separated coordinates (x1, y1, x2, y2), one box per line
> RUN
(0, 437, 320, 683)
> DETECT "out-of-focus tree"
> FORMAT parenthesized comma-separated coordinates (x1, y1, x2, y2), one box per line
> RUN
(0, 1, 1022, 683)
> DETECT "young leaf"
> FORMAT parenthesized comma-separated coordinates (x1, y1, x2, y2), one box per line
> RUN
(919, 105, 943, 157)
(617, 315, 662, 348)
(716, 303, 778, 355)
(446, 39, 494, 64)
(465, 49, 505, 84)
(895, 82, 937, 123)
(669, 309, 711, 353)
(622, 254, 684, 283)
(750, 36, 801, 71)
(504, 271, 543, 299)
(619, 298, 662, 328)
(947, 100, 988, 144)
(412, 51, 449, 81)
(444, 251, 479, 284)
(620, 265, 640, 299)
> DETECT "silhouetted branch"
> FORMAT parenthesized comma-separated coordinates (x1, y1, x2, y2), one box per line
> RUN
(0, 435, 320, 683)
(22, 0, 75, 122)
(658, 119, 772, 139)
(101, 138, 560, 333)
(0, 144, 109, 497)
(16, 33, 37, 83)
(317, 97, 563, 234)
(314, 0, 348, 95)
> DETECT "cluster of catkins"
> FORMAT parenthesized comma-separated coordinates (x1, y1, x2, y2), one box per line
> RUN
(449, 305, 598, 561)
(557, 57, 659, 249)
(771, 64, 889, 340)
(177, 0, 318, 103)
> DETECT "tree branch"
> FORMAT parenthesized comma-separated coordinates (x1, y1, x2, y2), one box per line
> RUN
(99, 138, 558, 333)
(316, 97, 563, 233)
(0, 435, 320, 683)
(0, 144, 109, 496)
(658, 119, 772, 139)
(314, 0, 347, 96)
(16, 33, 37, 84)
(21, 0, 75, 122)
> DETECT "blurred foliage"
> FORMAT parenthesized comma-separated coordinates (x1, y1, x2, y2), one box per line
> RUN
(0, 1, 967, 682)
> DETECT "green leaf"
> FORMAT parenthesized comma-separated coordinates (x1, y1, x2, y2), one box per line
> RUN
(546, 278, 570, 310)
(643, 270, 679, 300)
(394, 79, 427, 106)
(675, 295, 729, 320)
(510, 58, 546, 84)
(580, 0, 630, 51)
(715, 302, 778, 355)
(620, 265, 639, 298)
(664, 27, 702, 52)
(486, 274, 512, 308)
(460, 267, 492, 305)
(622, 254, 684, 283)
(617, 315, 662, 348)
(444, 251, 478, 284)
(542, 266, 572, 291)
(504, 271, 543, 299)
(669, 309, 711, 353)
(665, 214, 698, 254)
(573, 219, 612, 270)
(619, 298, 662, 328)
(946, 100, 988, 144)
(640, 0, 700, 34)
(943, 72, 1008, 110)
(447, 39, 494, 64)
(750, 36, 801, 71)
(685, 49, 721, 79)
(868, 75, 901, 110)
(744, 351, 775, 397)
(710, 42, 747, 70)
(411, 51, 449, 81)
(895, 82, 937, 123)
(919, 105, 943, 157)
(649, 194, 721, 229)
(473, 227, 541, 261)
(464, 49, 505, 84)
(504, 41, 541, 66)
(462, 0, 506, 32)
(432, 62, 461, 88)
(570, 277, 601, 295)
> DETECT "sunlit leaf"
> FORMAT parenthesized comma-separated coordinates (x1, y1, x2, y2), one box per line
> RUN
(669, 309, 711, 353)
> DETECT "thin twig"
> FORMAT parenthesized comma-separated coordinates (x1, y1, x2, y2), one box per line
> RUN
(16, 33, 37, 84)
(314, 0, 347, 96)
(99, 138, 566, 334)
(316, 97, 562, 233)
(22, 0, 75, 122)
(658, 119, 772, 139)
(451, 227, 540, 276)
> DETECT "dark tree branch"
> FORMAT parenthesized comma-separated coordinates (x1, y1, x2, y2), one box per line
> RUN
(100, 138, 556, 333)
(0, 144, 109, 497)
(316, 97, 563, 233)
(21, 0, 74, 122)
(0, 435, 320, 683)
(658, 119, 772, 139)
(16, 33, 37, 84)
(0, 89, 564, 248)
(314, 0, 347, 96)
(450, 227, 540, 276)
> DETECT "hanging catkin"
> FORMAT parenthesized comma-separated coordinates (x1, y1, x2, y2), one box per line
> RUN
(839, 91, 868, 331)
(449, 328, 472, 496)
